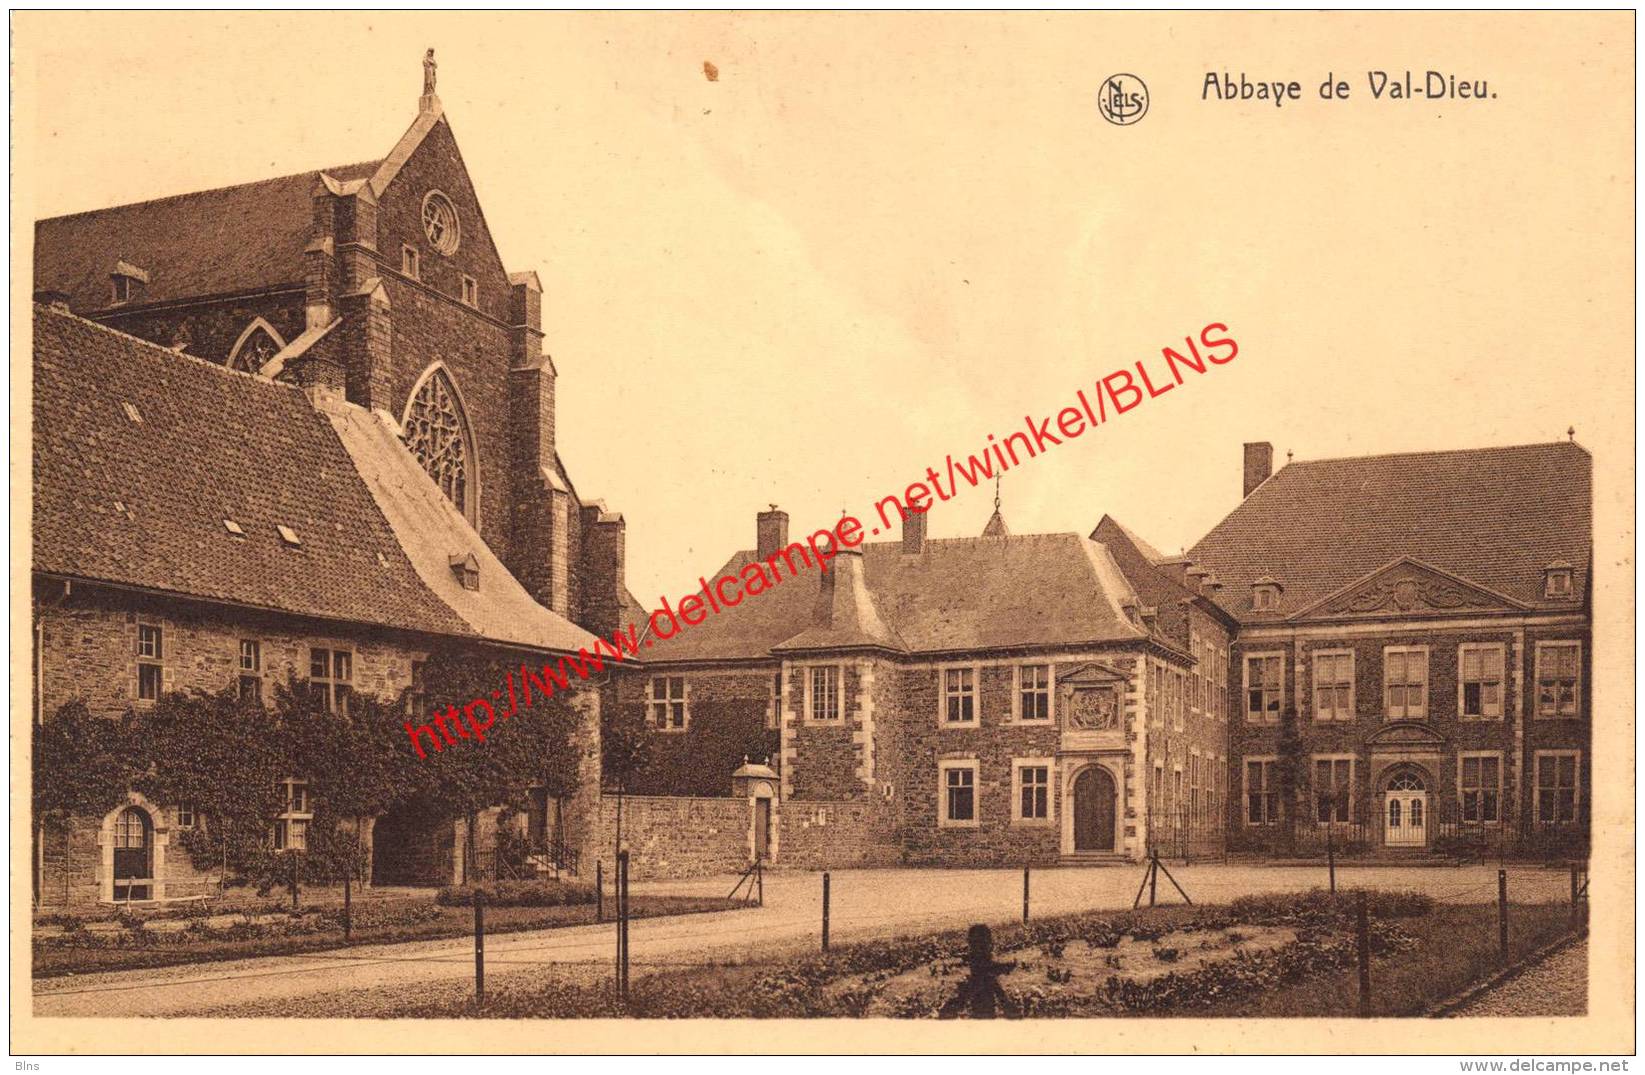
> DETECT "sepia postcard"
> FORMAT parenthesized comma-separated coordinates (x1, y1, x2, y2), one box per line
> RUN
(8, 9, 1635, 1060)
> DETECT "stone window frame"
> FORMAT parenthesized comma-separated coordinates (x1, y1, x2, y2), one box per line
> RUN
(936, 662, 980, 729)
(1457, 642, 1507, 721)
(174, 803, 198, 831)
(309, 647, 353, 717)
(1172, 667, 1186, 732)
(1311, 647, 1356, 723)
(135, 621, 164, 704)
(1011, 663, 1055, 724)
(1189, 750, 1201, 824)
(937, 757, 980, 829)
(1244, 755, 1280, 826)
(460, 274, 479, 307)
(271, 777, 313, 852)
(401, 243, 421, 280)
(802, 663, 844, 724)
(647, 674, 689, 733)
(1311, 753, 1355, 824)
(1242, 651, 1285, 724)
(401, 361, 481, 526)
(1010, 757, 1055, 826)
(226, 317, 287, 374)
(1533, 749, 1581, 824)
(238, 638, 263, 704)
(1457, 751, 1504, 825)
(421, 189, 462, 256)
(1382, 644, 1430, 720)
(1533, 640, 1582, 720)
(1544, 565, 1574, 599)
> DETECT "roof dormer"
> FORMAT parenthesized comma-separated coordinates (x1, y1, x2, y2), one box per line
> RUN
(1543, 560, 1574, 600)
(1252, 575, 1283, 612)
(449, 551, 480, 591)
(110, 260, 149, 306)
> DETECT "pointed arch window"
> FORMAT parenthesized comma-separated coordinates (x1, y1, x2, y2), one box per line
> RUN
(227, 319, 285, 374)
(403, 365, 475, 520)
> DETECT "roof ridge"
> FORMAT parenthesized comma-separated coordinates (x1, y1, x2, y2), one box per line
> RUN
(37, 303, 303, 391)
(1283, 440, 1585, 470)
(36, 160, 380, 224)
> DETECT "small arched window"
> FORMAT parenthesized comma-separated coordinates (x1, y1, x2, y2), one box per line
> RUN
(227, 319, 285, 374)
(402, 365, 475, 520)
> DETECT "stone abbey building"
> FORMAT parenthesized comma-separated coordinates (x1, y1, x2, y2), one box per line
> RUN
(612, 440, 1591, 876)
(32, 59, 642, 905)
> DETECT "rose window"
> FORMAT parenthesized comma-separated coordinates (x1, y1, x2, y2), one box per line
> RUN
(421, 191, 460, 255)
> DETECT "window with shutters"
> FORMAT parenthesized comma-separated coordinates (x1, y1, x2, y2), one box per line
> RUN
(1459, 644, 1506, 720)
(1244, 653, 1284, 723)
(1535, 642, 1581, 719)
(1383, 646, 1429, 719)
(1312, 650, 1355, 722)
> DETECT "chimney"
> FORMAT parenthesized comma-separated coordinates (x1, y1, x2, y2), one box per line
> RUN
(1243, 442, 1273, 498)
(903, 508, 927, 554)
(757, 505, 788, 561)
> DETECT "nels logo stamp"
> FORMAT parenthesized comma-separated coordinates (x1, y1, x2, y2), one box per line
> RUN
(1099, 73, 1148, 125)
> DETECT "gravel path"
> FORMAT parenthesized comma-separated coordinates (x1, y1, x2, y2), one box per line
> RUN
(35, 863, 1572, 1018)
(1452, 939, 1588, 1017)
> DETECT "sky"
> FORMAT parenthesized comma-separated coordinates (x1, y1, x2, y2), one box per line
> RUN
(15, 12, 1634, 604)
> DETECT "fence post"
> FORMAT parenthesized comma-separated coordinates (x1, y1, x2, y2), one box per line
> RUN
(1327, 827, 1336, 895)
(1356, 891, 1371, 1016)
(756, 859, 764, 907)
(473, 887, 486, 1005)
(822, 871, 831, 952)
(290, 853, 300, 911)
(595, 859, 603, 923)
(616, 851, 630, 1002)
(1022, 866, 1030, 925)
(343, 869, 352, 941)
(1569, 863, 1580, 929)
(1498, 868, 1509, 962)
(1149, 850, 1159, 908)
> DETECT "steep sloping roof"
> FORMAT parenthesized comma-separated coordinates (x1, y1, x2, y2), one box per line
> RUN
(32, 305, 589, 652)
(321, 402, 597, 654)
(34, 161, 378, 311)
(1186, 442, 1592, 620)
(773, 551, 906, 653)
(646, 532, 1149, 663)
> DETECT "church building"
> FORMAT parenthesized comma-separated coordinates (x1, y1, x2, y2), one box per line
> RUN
(31, 54, 641, 905)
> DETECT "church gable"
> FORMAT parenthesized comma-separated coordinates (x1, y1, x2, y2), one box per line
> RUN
(1291, 558, 1529, 622)
(372, 114, 512, 324)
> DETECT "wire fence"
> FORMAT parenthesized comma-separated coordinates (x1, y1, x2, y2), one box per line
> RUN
(35, 857, 1590, 1014)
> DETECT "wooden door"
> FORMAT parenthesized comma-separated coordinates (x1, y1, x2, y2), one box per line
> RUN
(112, 807, 151, 901)
(1073, 767, 1116, 851)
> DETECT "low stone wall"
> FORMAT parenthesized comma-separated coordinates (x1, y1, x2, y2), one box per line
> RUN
(778, 799, 902, 869)
(597, 795, 753, 881)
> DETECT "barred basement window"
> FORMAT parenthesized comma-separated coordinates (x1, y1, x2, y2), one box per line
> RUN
(403, 365, 475, 521)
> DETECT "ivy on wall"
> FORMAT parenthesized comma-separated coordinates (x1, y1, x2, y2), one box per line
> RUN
(31, 646, 586, 891)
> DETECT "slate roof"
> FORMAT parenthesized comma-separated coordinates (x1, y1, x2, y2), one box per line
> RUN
(33, 304, 592, 652)
(1186, 442, 1592, 621)
(645, 532, 1151, 663)
(34, 161, 379, 311)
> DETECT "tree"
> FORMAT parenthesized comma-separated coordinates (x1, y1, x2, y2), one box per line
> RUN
(602, 707, 653, 863)
(34, 702, 136, 904)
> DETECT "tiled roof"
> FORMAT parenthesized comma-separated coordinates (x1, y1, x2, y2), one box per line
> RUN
(32, 305, 590, 652)
(1186, 442, 1592, 620)
(34, 161, 378, 311)
(645, 532, 1150, 663)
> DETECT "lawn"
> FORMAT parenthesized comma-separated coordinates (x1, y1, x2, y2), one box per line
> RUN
(33, 891, 747, 978)
(391, 888, 1579, 1019)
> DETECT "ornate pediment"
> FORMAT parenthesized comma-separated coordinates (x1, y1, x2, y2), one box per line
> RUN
(1364, 721, 1447, 749)
(1294, 559, 1528, 621)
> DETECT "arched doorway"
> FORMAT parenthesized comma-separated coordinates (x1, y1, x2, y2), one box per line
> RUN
(1072, 766, 1117, 851)
(112, 806, 152, 901)
(1383, 769, 1429, 848)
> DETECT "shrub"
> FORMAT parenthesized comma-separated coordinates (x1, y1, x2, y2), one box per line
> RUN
(436, 879, 595, 907)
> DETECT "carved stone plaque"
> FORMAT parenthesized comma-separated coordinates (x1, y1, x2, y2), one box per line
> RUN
(1067, 685, 1119, 730)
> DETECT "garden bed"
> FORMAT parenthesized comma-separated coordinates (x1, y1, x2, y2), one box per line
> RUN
(393, 888, 1577, 1019)
(33, 891, 745, 978)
